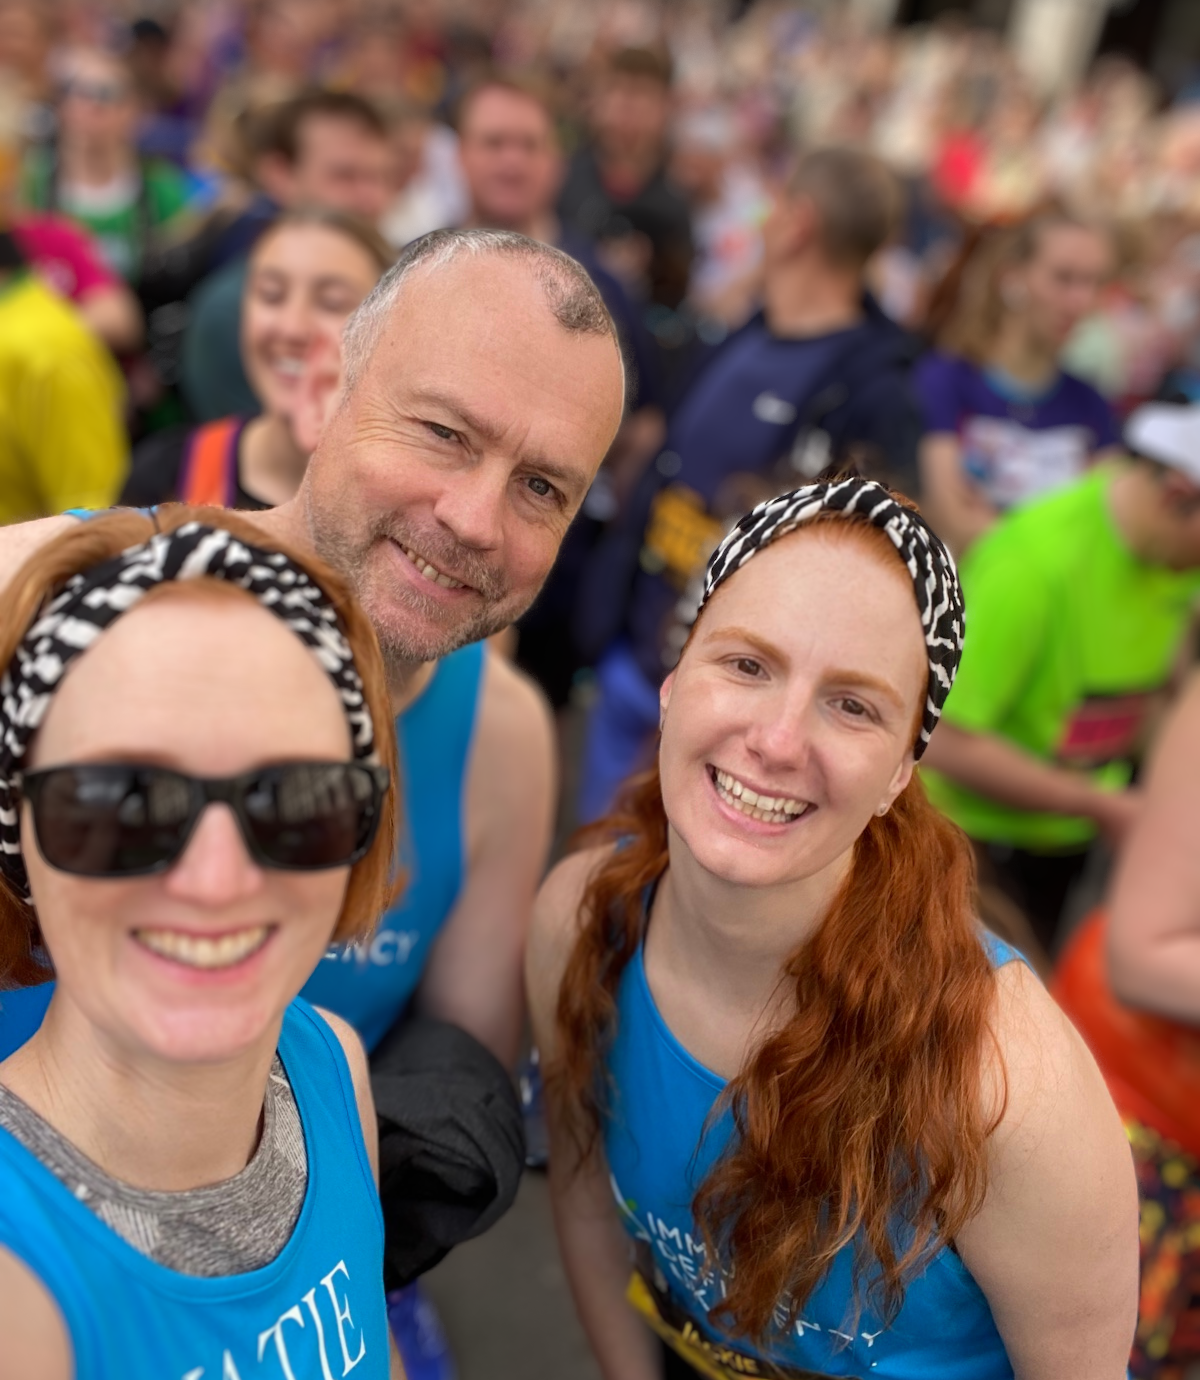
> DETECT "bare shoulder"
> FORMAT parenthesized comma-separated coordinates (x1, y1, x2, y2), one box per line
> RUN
(0, 1245, 72, 1380)
(312, 1006, 371, 1104)
(0, 516, 76, 594)
(467, 651, 556, 840)
(984, 958, 1125, 1169)
(527, 845, 615, 1025)
(476, 651, 555, 761)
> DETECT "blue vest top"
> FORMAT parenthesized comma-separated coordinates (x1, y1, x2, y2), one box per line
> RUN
(0, 643, 487, 1061)
(0, 999, 388, 1380)
(300, 641, 485, 1051)
(605, 924, 1024, 1380)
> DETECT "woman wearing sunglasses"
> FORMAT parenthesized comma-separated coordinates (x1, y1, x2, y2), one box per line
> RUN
(0, 507, 401, 1378)
(529, 478, 1138, 1380)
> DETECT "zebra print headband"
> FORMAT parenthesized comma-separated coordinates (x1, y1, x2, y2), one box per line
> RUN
(700, 477, 964, 759)
(0, 521, 378, 900)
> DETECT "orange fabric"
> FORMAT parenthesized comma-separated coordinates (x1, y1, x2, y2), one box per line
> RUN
(1052, 910, 1200, 1159)
(180, 417, 240, 507)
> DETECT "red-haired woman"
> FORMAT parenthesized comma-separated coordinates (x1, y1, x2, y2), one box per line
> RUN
(528, 478, 1138, 1380)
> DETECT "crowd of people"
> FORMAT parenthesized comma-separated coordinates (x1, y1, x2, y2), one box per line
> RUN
(1, 2, 1200, 1379)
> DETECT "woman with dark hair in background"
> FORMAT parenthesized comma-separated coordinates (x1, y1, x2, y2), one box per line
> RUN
(918, 211, 1120, 553)
(529, 478, 1137, 1380)
(0, 507, 401, 1378)
(122, 207, 392, 510)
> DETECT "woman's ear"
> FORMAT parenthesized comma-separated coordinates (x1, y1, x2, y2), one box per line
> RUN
(880, 752, 915, 813)
(659, 671, 675, 731)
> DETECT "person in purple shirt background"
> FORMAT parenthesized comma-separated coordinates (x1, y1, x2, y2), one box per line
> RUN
(917, 210, 1121, 555)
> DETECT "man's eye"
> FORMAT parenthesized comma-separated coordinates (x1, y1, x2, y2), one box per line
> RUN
(527, 476, 553, 498)
(427, 423, 455, 441)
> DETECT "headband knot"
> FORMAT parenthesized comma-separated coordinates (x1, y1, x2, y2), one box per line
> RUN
(0, 522, 377, 900)
(700, 477, 964, 759)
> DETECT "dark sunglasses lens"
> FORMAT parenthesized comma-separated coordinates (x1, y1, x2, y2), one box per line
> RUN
(241, 764, 380, 868)
(31, 767, 193, 876)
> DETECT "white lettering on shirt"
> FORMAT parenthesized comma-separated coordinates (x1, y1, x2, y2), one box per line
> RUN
(323, 929, 421, 968)
(322, 1260, 367, 1375)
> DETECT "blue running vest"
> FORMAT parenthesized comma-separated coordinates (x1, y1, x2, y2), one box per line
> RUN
(606, 922, 1025, 1380)
(301, 641, 485, 1051)
(0, 644, 486, 1061)
(0, 999, 388, 1380)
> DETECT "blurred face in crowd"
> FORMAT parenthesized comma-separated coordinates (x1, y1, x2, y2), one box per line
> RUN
(23, 592, 355, 1066)
(592, 72, 672, 164)
(305, 255, 625, 670)
(283, 114, 393, 225)
(1004, 222, 1113, 351)
(658, 527, 925, 892)
(242, 221, 383, 421)
(58, 49, 138, 156)
(458, 86, 561, 230)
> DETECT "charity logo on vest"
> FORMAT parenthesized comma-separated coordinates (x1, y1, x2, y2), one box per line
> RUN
(323, 927, 422, 969)
(179, 1259, 368, 1379)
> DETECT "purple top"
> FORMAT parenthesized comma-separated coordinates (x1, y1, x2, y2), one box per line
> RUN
(916, 351, 1120, 511)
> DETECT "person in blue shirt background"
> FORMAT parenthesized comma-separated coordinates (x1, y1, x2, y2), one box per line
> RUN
(529, 479, 1138, 1380)
(574, 146, 924, 821)
(917, 211, 1120, 556)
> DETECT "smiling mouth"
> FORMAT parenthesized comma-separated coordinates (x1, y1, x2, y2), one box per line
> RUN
(133, 926, 274, 971)
(709, 766, 812, 825)
(395, 542, 469, 591)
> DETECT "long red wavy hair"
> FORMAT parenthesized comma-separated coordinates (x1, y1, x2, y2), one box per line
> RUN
(552, 519, 1004, 1342)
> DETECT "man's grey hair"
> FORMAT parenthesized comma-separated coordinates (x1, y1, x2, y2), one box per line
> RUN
(341, 227, 622, 390)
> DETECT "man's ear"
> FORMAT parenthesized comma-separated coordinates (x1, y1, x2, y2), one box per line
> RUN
(285, 332, 344, 455)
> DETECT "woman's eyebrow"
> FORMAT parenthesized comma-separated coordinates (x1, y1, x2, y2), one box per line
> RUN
(702, 625, 787, 663)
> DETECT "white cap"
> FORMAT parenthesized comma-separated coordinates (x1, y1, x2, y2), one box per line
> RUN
(1125, 402, 1200, 485)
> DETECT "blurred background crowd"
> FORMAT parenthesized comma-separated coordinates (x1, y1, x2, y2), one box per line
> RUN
(5, 0, 1200, 1377)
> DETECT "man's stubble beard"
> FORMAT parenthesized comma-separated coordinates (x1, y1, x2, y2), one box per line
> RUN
(306, 498, 539, 679)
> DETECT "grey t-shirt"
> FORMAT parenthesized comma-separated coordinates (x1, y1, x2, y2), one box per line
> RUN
(0, 1056, 307, 1276)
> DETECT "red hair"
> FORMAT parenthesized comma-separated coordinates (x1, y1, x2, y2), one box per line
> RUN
(552, 519, 1004, 1342)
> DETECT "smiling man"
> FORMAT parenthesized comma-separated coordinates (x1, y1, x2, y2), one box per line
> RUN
(0, 227, 626, 1068)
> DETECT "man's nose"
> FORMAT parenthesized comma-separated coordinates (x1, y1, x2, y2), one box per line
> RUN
(432, 461, 507, 552)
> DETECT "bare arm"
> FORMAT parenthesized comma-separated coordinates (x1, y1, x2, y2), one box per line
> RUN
(919, 433, 1000, 556)
(0, 1246, 72, 1380)
(416, 654, 556, 1068)
(0, 516, 77, 592)
(1107, 673, 1200, 1021)
(527, 850, 661, 1380)
(919, 722, 1141, 844)
(955, 962, 1139, 1380)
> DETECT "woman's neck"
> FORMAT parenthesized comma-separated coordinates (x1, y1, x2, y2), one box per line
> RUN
(986, 315, 1059, 391)
(0, 993, 277, 1191)
(654, 829, 852, 1019)
(239, 413, 311, 508)
(58, 141, 131, 189)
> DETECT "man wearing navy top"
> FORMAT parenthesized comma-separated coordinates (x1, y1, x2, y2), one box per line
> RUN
(576, 146, 923, 820)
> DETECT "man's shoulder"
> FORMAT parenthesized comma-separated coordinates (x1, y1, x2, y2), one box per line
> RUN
(474, 651, 555, 763)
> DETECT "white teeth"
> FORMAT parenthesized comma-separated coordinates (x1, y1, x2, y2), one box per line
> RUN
(134, 926, 271, 970)
(273, 358, 304, 377)
(400, 545, 464, 590)
(712, 769, 808, 825)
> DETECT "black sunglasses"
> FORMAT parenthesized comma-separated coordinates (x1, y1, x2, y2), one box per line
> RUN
(21, 762, 390, 879)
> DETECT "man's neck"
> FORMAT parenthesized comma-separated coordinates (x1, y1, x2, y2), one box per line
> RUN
(763, 256, 864, 339)
(2, 991, 277, 1191)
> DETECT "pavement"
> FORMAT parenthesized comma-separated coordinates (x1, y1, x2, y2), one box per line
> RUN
(424, 1172, 604, 1380)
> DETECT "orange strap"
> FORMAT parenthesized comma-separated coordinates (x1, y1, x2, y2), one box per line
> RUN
(180, 417, 241, 507)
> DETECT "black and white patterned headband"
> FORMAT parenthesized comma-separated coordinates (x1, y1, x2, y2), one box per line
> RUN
(700, 477, 964, 759)
(0, 521, 378, 899)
